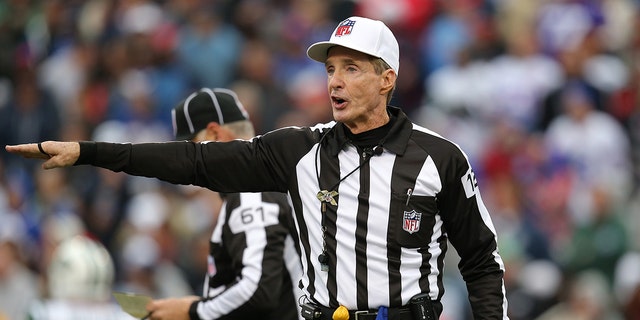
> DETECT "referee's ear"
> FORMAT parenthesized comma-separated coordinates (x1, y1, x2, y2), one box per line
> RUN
(379, 68, 396, 97)
(193, 122, 220, 142)
(206, 122, 220, 141)
(205, 122, 238, 142)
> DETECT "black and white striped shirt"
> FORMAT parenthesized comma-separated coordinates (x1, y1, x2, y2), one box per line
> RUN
(194, 192, 302, 320)
(78, 106, 508, 319)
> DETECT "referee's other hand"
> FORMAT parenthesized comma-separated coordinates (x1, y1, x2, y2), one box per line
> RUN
(5, 141, 80, 169)
(146, 296, 199, 320)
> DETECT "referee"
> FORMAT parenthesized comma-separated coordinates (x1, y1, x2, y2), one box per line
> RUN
(7, 16, 509, 320)
(142, 88, 303, 320)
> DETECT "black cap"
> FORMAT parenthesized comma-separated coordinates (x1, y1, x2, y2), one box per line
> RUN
(172, 88, 249, 141)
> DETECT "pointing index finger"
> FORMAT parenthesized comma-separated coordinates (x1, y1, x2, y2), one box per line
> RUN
(5, 143, 49, 159)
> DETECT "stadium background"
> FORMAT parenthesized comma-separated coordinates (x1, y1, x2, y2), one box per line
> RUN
(0, 0, 638, 319)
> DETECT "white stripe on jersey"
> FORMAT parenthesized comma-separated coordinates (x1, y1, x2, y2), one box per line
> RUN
(417, 156, 444, 301)
(334, 145, 360, 307)
(365, 152, 394, 307)
(413, 156, 442, 197)
(200, 193, 268, 318)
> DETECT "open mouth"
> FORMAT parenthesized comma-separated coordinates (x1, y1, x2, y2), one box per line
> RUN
(331, 96, 347, 107)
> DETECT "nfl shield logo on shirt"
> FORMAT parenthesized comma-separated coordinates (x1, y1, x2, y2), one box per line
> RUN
(403, 210, 422, 234)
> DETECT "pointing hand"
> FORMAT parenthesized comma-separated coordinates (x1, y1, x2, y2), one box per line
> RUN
(5, 141, 80, 169)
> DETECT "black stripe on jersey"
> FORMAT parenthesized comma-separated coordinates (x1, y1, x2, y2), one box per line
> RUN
(411, 131, 463, 301)
(288, 164, 317, 300)
(386, 139, 429, 306)
(355, 153, 371, 309)
(317, 141, 341, 307)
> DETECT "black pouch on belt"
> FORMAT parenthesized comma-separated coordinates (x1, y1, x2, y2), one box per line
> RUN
(409, 293, 437, 320)
(300, 302, 321, 319)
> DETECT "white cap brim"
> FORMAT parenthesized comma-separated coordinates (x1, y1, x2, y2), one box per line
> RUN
(307, 41, 382, 66)
(306, 41, 335, 64)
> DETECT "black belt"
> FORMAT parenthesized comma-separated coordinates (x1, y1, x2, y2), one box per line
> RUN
(317, 305, 413, 320)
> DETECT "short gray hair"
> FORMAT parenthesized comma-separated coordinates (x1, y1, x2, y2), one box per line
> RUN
(222, 120, 255, 139)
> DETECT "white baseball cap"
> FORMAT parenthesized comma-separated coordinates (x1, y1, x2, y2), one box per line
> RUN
(307, 16, 399, 74)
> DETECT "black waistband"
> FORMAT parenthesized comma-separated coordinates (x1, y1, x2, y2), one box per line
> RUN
(317, 305, 413, 320)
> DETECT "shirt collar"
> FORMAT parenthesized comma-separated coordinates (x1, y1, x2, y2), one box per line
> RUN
(324, 106, 412, 157)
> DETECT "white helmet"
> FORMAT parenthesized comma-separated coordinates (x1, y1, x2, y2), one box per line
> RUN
(48, 235, 115, 302)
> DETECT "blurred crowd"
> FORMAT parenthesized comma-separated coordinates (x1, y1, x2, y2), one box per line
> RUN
(0, 0, 639, 319)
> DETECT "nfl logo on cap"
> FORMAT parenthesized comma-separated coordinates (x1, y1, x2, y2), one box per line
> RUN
(335, 19, 355, 36)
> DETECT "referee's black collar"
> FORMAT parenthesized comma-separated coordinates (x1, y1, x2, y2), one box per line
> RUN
(326, 106, 412, 157)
